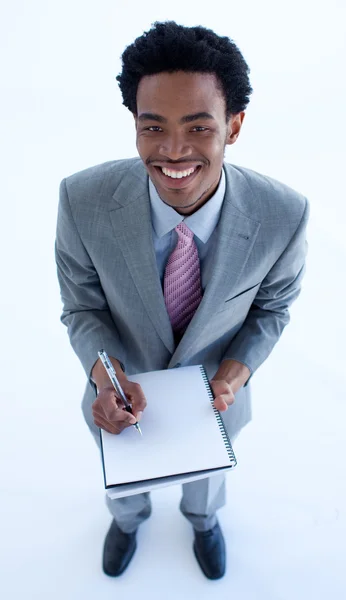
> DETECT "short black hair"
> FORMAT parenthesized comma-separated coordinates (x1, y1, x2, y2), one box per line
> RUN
(116, 21, 253, 122)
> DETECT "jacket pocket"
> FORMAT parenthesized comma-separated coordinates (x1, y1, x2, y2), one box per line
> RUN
(217, 281, 262, 314)
(224, 281, 262, 303)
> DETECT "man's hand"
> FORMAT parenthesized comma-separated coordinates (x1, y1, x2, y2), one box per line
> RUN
(92, 379, 147, 434)
(210, 359, 251, 411)
(209, 379, 235, 412)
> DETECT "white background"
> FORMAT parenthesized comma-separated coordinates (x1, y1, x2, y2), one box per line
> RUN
(2, 1, 346, 598)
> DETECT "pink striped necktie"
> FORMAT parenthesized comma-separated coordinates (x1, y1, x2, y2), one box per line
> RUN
(163, 221, 203, 340)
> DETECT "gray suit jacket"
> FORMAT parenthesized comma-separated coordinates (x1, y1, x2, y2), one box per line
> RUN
(55, 157, 310, 440)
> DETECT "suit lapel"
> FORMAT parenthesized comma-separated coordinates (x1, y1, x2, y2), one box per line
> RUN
(168, 163, 261, 365)
(109, 160, 261, 363)
(109, 161, 175, 354)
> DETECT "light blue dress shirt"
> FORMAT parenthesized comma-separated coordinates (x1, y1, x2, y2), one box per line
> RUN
(148, 166, 226, 291)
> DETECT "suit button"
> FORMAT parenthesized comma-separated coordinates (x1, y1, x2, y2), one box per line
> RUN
(175, 363, 181, 368)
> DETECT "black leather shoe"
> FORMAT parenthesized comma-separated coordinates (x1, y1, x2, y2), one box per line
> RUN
(102, 519, 137, 576)
(193, 521, 226, 579)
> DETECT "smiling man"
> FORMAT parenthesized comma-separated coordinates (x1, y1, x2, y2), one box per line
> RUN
(55, 21, 310, 580)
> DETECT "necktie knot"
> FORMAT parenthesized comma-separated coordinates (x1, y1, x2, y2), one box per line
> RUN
(175, 221, 194, 245)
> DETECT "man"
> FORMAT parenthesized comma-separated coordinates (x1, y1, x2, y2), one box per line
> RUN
(55, 21, 310, 580)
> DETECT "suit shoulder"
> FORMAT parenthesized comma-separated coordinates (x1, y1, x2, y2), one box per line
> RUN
(225, 162, 308, 222)
(62, 157, 141, 193)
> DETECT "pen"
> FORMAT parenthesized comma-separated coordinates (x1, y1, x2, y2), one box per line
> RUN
(97, 349, 142, 436)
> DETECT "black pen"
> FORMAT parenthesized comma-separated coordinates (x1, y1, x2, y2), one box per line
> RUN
(97, 349, 142, 436)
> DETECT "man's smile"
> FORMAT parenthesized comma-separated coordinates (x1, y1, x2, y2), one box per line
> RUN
(151, 164, 203, 190)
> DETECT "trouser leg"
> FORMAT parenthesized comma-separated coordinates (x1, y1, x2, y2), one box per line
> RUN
(179, 473, 226, 531)
(105, 491, 152, 534)
(179, 430, 240, 531)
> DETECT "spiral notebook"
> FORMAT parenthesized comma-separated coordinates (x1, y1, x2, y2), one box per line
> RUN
(101, 365, 237, 499)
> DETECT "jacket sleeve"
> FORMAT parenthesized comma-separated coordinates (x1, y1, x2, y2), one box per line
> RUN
(55, 178, 127, 389)
(221, 196, 310, 387)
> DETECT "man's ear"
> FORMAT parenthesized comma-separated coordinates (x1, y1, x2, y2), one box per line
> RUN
(226, 112, 246, 146)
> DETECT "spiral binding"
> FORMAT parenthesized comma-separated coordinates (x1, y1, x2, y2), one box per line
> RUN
(199, 365, 237, 466)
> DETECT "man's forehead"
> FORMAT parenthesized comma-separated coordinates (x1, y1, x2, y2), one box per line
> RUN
(137, 71, 220, 95)
(136, 73, 225, 121)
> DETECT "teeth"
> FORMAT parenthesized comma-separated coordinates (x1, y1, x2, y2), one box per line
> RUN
(161, 167, 196, 179)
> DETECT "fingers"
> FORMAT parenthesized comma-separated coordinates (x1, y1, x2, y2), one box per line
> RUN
(92, 381, 146, 435)
(100, 389, 125, 418)
(213, 395, 229, 412)
(94, 413, 134, 435)
(93, 405, 136, 433)
(127, 382, 147, 417)
(210, 379, 235, 412)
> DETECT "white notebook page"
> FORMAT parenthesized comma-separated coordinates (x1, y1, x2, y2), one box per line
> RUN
(101, 365, 232, 487)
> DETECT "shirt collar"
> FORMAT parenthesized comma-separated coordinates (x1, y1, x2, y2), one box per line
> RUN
(148, 166, 226, 243)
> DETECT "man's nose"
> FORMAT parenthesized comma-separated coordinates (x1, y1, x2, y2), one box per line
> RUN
(158, 133, 192, 160)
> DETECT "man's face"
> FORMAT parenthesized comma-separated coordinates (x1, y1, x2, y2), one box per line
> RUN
(134, 71, 245, 215)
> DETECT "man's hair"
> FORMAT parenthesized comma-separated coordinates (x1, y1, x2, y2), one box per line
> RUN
(116, 21, 253, 121)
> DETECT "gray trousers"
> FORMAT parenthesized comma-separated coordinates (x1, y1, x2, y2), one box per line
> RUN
(86, 416, 231, 533)
(105, 472, 226, 533)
